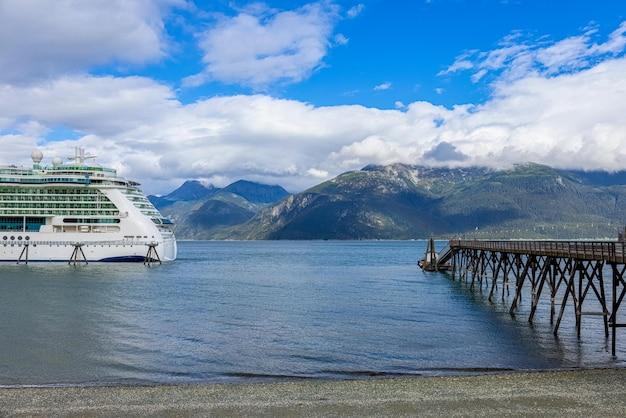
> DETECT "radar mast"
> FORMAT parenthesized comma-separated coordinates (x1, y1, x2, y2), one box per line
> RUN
(67, 147, 96, 166)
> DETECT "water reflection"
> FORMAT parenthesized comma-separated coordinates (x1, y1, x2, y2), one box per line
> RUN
(0, 241, 623, 386)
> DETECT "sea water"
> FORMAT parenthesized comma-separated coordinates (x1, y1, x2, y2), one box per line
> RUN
(0, 240, 623, 386)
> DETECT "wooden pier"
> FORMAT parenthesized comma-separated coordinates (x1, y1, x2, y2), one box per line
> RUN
(425, 238, 626, 355)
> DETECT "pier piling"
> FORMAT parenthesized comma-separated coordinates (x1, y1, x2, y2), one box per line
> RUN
(423, 239, 626, 356)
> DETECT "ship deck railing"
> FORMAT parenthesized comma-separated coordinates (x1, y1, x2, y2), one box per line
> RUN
(2, 239, 159, 247)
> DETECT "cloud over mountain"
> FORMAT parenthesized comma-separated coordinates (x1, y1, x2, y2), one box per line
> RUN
(0, 4, 624, 195)
(3, 54, 625, 194)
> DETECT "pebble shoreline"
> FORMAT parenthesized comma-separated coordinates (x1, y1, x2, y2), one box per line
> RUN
(1, 369, 625, 417)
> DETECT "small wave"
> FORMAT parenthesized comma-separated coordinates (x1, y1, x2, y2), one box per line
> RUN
(222, 372, 315, 380)
(416, 367, 517, 373)
(319, 370, 419, 378)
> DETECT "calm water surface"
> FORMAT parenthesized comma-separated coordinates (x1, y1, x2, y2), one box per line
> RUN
(0, 241, 623, 386)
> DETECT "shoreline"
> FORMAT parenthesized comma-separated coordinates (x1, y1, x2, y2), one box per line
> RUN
(0, 365, 614, 390)
(2, 368, 626, 416)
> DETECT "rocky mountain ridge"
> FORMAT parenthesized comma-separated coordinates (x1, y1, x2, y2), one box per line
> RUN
(154, 164, 626, 240)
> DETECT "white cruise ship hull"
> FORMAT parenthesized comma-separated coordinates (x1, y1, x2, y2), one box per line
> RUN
(1, 149, 178, 263)
(0, 234, 177, 262)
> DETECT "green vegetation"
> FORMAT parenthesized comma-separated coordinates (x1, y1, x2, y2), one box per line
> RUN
(159, 163, 626, 240)
(227, 163, 626, 240)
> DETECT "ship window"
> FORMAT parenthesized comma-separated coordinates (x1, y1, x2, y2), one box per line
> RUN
(63, 218, 120, 224)
(0, 216, 44, 231)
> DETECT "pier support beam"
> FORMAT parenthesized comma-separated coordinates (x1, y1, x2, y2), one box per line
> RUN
(439, 241, 624, 355)
(69, 243, 88, 266)
(610, 264, 626, 356)
(144, 243, 162, 266)
(17, 243, 29, 265)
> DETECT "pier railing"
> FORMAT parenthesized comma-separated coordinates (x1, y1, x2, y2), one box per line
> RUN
(449, 240, 626, 264)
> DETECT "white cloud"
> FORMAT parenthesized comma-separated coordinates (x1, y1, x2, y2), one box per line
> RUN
(394, 101, 406, 109)
(536, 35, 590, 74)
(592, 21, 626, 55)
(438, 59, 473, 75)
(307, 168, 330, 178)
(2, 59, 626, 194)
(0, 0, 184, 84)
(441, 21, 626, 84)
(346, 4, 365, 18)
(334, 33, 350, 45)
(184, 2, 340, 88)
(435, 87, 445, 95)
(0, 76, 178, 136)
(374, 82, 392, 91)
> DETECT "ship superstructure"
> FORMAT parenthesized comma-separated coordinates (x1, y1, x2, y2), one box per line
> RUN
(0, 148, 176, 262)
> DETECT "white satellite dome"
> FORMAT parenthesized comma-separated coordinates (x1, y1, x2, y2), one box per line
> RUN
(31, 149, 44, 164)
(52, 157, 63, 166)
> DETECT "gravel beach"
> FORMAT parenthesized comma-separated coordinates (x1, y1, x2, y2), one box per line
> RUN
(1, 369, 626, 417)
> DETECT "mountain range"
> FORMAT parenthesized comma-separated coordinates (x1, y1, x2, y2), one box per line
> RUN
(151, 163, 626, 240)
(148, 180, 289, 239)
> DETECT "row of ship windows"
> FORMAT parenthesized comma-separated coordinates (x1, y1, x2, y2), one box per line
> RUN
(0, 177, 90, 184)
(0, 188, 100, 194)
(0, 203, 117, 209)
(49, 165, 115, 173)
(128, 197, 151, 203)
(0, 210, 119, 216)
(0, 196, 110, 202)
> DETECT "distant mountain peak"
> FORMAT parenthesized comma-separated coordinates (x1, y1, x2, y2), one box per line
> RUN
(153, 162, 626, 240)
(164, 180, 218, 202)
(153, 178, 290, 206)
(223, 180, 290, 204)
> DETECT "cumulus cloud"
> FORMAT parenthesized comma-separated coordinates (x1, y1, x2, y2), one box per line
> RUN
(1, 10, 626, 195)
(184, 2, 340, 88)
(423, 141, 468, 162)
(0, 76, 178, 136)
(441, 21, 626, 84)
(0, 0, 184, 84)
(307, 168, 330, 178)
(2, 56, 626, 193)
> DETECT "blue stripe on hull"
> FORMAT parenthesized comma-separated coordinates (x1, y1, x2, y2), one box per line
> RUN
(97, 256, 146, 262)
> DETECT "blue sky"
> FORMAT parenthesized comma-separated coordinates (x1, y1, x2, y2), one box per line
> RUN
(0, 0, 625, 193)
(121, 0, 626, 108)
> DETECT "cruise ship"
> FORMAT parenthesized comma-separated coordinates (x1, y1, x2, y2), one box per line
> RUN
(0, 148, 176, 262)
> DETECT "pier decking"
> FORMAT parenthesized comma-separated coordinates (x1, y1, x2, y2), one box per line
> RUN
(426, 239, 626, 355)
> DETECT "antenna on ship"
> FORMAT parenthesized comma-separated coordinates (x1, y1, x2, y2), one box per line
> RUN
(68, 147, 96, 166)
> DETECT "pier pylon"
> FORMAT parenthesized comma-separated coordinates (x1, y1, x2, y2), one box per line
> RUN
(69, 243, 88, 266)
(17, 243, 29, 265)
(144, 243, 161, 266)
